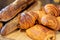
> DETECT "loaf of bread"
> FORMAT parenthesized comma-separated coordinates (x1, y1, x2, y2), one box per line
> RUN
(0, 0, 35, 22)
(1, 14, 20, 35)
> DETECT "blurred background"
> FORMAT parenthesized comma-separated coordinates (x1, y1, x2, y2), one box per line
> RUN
(0, 0, 15, 10)
(0, 0, 60, 10)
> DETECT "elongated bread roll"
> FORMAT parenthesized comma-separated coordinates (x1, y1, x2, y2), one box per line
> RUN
(26, 25, 56, 40)
(1, 14, 20, 36)
(0, 0, 35, 22)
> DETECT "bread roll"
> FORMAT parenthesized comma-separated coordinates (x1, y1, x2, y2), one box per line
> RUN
(44, 4, 59, 17)
(26, 25, 56, 40)
(19, 11, 38, 29)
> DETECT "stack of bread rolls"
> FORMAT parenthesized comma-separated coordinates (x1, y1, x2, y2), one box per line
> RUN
(0, 0, 60, 40)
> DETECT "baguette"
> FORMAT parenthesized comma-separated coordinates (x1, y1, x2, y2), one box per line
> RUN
(0, 0, 35, 22)
(1, 14, 20, 35)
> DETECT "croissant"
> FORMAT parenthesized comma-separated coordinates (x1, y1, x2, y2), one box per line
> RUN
(0, 0, 35, 22)
(26, 25, 56, 40)
(44, 4, 59, 17)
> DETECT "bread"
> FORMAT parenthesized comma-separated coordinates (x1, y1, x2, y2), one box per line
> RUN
(36, 11, 46, 24)
(36, 10, 59, 30)
(19, 11, 38, 29)
(26, 25, 56, 40)
(1, 14, 20, 36)
(0, 11, 38, 35)
(41, 15, 59, 30)
(0, 0, 35, 22)
(44, 4, 59, 17)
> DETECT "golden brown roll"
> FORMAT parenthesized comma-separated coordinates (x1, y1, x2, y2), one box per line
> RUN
(40, 15, 59, 30)
(0, 0, 35, 22)
(36, 10, 59, 30)
(26, 25, 56, 40)
(44, 4, 59, 17)
(19, 11, 38, 29)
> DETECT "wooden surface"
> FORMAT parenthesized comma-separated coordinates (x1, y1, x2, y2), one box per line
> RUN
(5, 1, 60, 40)
(6, 30, 32, 40)
(5, 30, 60, 40)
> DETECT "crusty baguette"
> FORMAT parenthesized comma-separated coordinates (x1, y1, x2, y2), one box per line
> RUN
(0, 0, 35, 22)
(26, 25, 56, 40)
(1, 14, 20, 36)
